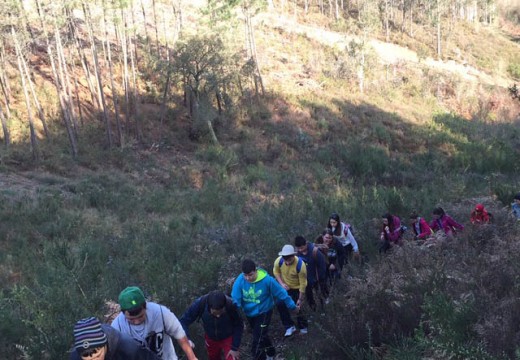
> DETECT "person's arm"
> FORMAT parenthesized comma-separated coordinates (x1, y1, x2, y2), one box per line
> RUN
(297, 261, 308, 296)
(346, 228, 359, 252)
(315, 250, 327, 281)
(447, 216, 464, 230)
(270, 277, 296, 310)
(228, 302, 244, 355)
(162, 306, 197, 359)
(179, 297, 204, 340)
(418, 219, 433, 239)
(273, 257, 289, 290)
(177, 336, 198, 360)
(231, 277, 243, 309)
(429, 219, 438, 231)
(387, 217, 402, 241)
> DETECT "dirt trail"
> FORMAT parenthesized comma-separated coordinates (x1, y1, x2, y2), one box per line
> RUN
(260, 14, 512, 88)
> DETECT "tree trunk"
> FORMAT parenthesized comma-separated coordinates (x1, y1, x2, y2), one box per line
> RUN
(159, 70, 172, 125)
(0, 102, 10, 146)
(12, 27, 39, 160)
(118, 4, 131, 137)
(129, 2, 143, 142)
(67, 8, 99, 108)
(83, 2, 113, 148)
(103, 0, 123, 146)
(152, 0, 160, 57)
(244, 9, 265, 96)
(437, 0, 442, 59)
(21, 45, 49, 138)
(0, 39, 12, 118)
(35, 0, 78, 157)
(140, 0, 150, 44)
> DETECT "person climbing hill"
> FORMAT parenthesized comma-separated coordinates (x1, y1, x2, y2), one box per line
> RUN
(430, 207, 464, 238)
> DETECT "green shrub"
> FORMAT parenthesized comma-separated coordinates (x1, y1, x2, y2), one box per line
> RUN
(507, 62, 520, 79)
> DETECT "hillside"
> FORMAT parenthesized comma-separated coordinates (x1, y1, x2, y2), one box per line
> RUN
(0, 0, 520, 359)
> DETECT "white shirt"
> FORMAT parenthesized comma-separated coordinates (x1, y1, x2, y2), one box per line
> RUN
(112, 302, 186, 360)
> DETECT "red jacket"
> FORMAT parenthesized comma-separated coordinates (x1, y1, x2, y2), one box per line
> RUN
(411, 217, 433, 239)
(430, 215, 464, 235)
(470, 209, 490, 224)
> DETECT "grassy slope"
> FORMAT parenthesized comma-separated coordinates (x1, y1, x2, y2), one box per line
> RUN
(1, 3, 520, 360)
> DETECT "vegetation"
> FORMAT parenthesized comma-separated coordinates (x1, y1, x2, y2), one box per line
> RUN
(0, 0, 519, 359)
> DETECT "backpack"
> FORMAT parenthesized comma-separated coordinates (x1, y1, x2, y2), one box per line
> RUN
(278, 256, 304, 273)
(343, 223, 354, 237)
(313, 244, 329, 265)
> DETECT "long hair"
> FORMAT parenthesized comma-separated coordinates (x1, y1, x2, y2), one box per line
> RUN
(382, 213, 395, 231)
(327, 213, 342, 236)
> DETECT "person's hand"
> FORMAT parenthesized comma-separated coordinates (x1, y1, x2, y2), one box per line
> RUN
(281, 283, 290, 291)
(353, 252, 360, 261)
(227, 349, 240, 360)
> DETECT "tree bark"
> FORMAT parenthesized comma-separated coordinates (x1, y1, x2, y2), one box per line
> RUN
(35, 0, 78, 157)
(103, 0, 123, 146)
(0, 102, 10, 147)
(12, 27, 39, 160)
(83, 1, 113, 148)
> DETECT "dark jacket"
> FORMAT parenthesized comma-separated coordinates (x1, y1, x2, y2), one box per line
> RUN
(70, 325, 160, 360)
(297, 243, 327, 285)
(180, 294, 244, 351)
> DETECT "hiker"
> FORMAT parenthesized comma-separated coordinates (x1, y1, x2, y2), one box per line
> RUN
(180, 290, 243, 360)
(470, 204, 491, 225)
(512, 193, 520, 220)
(294, 235, 329, 310)
(429, 207, 464, 238)
(316, 229, 346, 284)
(273, 244, 308, 337)
(231, 259, 298, 360)
(409, 211, 433, 240)
(379, 213, 405, 253)
(326, 213, 360, 263)
(111, 286, 198, 360)
(70, 317, 160, 360)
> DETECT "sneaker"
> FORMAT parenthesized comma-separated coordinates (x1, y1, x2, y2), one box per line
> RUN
(266, 357, 274, 360)
(324, 297, 330, 305)
(284, 326, 296, 337)
(300, 327, 308, 334)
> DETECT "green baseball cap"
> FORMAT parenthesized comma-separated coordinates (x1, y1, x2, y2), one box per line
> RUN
(118, 286, 146, 311)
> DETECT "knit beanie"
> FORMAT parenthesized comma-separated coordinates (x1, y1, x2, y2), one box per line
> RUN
(73, 317, 107, 353)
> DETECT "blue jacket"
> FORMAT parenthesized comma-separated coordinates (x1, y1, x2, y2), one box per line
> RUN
(179, 294, 243, 351)
(512, 202, 520, 220)
(297, 243, 327, 285)
(231, 268, 295, 318)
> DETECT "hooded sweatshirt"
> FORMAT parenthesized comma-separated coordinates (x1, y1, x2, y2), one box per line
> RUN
(231, 268, 296, 318)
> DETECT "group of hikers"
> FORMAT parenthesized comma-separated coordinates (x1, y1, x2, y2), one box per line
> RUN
(70, 193, 520, 360)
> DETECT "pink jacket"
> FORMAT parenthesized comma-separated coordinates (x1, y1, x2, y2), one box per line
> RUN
(430, 215, 464, 236)
(412, 217, 433, 239)
(381, 216, 402, 243)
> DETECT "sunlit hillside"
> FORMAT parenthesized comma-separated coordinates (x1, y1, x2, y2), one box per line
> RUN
(0, 0, 520, 359)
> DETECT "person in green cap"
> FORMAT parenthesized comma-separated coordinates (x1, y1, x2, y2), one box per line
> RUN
(111, 286, 198, 360)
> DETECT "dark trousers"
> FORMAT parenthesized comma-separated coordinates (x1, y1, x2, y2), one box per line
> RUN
(246, 310, 275, 360)
(276, 288, 307, 330)
(306, 281, 329, 311)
